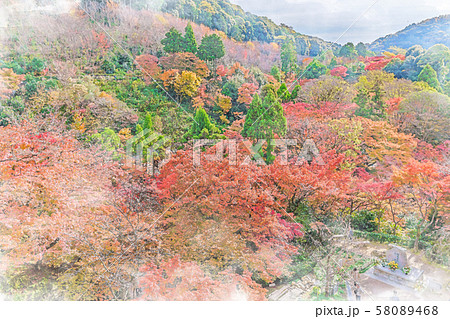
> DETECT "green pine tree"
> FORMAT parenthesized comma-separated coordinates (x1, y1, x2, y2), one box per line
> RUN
(133, 113, 165, 164)
(355, 42, 369, 57)
(183, 23, 197, 54)
(242, 87, 287, 164)
(143, 112, 153, 132)
(161, 27, 184, 53)
(197, 34, 225, 61)
(339, 42, 357, 58)
(291, 85, 302, 100)
(270, 65, 281, 82)
(136, 124, 143, 134)
(242, 94, 265, 140)
(185, 107, 225, 140)
(418, 64, 442, 92)
(277, 83, 291, 102)
(303, 60, 327, 79)
(260, 87, 287, 139)
(280, 40, 297, 73)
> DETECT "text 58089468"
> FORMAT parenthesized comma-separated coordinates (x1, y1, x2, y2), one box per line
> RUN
(376, 305, 438, 316)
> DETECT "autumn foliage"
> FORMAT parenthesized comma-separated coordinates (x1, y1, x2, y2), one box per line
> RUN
(0, 0, 449, 302)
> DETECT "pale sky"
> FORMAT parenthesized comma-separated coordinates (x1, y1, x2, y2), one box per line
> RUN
(231, 0, 450, 44)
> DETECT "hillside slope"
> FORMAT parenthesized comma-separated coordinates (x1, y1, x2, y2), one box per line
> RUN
(159, 0, 339, 56)
(370, 15, 450, 52)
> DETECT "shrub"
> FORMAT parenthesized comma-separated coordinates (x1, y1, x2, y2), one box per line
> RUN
(351, 210, 378, 232)
(353, 230, 432, 250)
(101, 59, 115, 74)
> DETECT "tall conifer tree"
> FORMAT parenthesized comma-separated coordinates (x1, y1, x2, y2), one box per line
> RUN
(183, 23, 197, 54)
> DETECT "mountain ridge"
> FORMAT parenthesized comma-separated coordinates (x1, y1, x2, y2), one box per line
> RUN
(159, 0, 340, 56)
(370, 14, 450, 52)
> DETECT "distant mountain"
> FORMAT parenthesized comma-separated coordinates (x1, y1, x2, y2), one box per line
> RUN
(158, 0, 339, 56)
(370, 15, 450, 52)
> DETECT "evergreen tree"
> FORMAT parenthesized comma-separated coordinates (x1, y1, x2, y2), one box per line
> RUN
(161, 27, 184, 53)
(291, 85, 302, 100)
(355, 42, 369, 57)
(185, 107, 225, 140)
(260, 87, 287, 139)
(242, 88, 287, 164)
(143, 112, 153, 132)
(261, 83, 277, 100)
(384, 58, 404, 78)
(277, 83, 291, 102)
(418, 64, 442, 92)
(303, 60, 327, 79)
(261, 89, 287, 164)
(417, 44, 450, 82)
(329, 57, 338, 69)
(339, 42, 357, 58)
(134, 113, 165, 164)
(136, 124, 143, 135)
(280, 40, 297, 73)
(270, 65, 281, 82)
(134, 113, 153, 153)
(183, 23, 197, 54)
(197, 34, 225, 61)
(242, 94, 265, 140)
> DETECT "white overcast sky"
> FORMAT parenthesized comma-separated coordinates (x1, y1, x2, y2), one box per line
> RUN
(231, 0, 450, 44)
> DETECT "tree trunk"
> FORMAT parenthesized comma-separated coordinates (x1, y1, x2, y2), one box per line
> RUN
(325, 255, 331, 296)
(414, 221, 424, 251)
